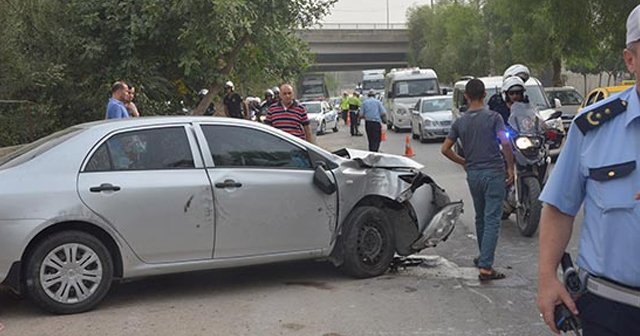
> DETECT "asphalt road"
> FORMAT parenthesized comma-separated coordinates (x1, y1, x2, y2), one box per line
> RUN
(0, 121, 582, 336)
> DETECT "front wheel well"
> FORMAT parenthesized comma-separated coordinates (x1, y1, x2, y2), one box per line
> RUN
(21, 221, 123, 283)
(330, 195, 419, 266)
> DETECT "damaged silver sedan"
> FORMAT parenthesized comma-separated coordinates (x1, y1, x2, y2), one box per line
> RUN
(0, 117, 462, 314)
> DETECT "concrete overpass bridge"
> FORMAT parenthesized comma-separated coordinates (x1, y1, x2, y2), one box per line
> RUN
(297, 23, 409, 72)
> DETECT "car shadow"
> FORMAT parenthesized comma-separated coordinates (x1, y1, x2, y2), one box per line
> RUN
(0, 260, 348, 316)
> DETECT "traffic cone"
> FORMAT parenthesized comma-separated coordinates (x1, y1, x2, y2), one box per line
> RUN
(380, 127, 387, 141)
(404, 135, 415, 157)
(346, 112, 351, 126)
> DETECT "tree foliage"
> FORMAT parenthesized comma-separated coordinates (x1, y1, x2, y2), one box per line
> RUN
(408, 0, 638, 85)
(0, 0, 335, 146)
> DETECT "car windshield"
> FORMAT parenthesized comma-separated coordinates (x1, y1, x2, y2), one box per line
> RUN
(482, 84, 550, 109)
(303, 103, 322, 114)
(525, 84, 551, 109)
(302, 85, 324, 95)
(393, 79, 439, 98)
(421, 98, 452, 113)
(547, 90, 583, 105)
(0, 126, 83, 169)
(363, 79, 385, 90)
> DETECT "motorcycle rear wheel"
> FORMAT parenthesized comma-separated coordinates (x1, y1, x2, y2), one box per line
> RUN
(516, 177, 542, 237)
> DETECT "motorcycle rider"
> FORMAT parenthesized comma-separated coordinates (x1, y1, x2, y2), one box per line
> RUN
(272, 86, 281, 103)
(258, 89, 276, 122)
(488, 64, 531, 125)
(503, 77, 548, 133)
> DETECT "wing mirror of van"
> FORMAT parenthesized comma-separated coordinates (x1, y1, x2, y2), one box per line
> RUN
(442, 88, 448, 95)
(546, 111, 562, 121)
(553, 98, 562, 108)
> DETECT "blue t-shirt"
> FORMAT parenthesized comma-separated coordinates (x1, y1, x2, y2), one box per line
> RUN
(447, 106, 505, 170)
(106, 98, 130, 119)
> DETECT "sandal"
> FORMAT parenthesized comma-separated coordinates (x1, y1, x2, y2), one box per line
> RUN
(478, 269, 506, 281)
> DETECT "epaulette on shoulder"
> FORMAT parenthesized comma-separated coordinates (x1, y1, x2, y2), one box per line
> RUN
(573, 98, 627, 134)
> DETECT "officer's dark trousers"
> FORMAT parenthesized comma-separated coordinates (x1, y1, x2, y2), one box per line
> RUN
(349, 111, 360, 135)
(577, 292, 640, 335)
(341, 110, 348, 124)
(365, 120, 381, 152)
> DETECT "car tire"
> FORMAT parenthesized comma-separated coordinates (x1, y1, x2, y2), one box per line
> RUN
(419, 128, 427, 143)
(25, 230, 114, 314)
(341, 206, 395, 278)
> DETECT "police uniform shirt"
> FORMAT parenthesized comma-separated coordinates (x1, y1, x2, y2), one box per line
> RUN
(539, 86, 640, 287)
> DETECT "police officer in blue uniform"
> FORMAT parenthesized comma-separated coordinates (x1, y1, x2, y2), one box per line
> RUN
(537, 5, 640, 335)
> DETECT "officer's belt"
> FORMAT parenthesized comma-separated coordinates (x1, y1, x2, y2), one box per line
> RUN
(579, 268, 640, 308)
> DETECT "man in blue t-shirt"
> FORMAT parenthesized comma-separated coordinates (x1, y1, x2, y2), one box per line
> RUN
(106, 81, 130, 119)
(441, 78, 514, 281)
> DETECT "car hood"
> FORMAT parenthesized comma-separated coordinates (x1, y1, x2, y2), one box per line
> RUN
(392, 97, 421, 108)
(419, 111, 451, 122)
(332, 148, 423, 169)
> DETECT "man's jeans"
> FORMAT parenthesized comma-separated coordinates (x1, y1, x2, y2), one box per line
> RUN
(466, 168, 506, 269)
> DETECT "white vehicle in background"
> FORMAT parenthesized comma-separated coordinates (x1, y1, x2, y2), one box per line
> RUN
(302, 100, 339, 135)
(384, 68, 441, 132)
(410, 95, 453, 143)
(361, 69, 386, 97)
(451, 76, 565, 157)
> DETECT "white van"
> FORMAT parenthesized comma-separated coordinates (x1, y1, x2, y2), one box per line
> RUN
(451, 76, 564, 155)
(384, 68, 441, 132)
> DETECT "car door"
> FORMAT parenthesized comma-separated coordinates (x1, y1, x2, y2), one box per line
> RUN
(78, 125, 215, 264)
(197, 124, 336, 258)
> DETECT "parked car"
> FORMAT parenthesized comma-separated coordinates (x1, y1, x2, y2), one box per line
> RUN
(410, 95, 453, 142)
(579, 81, 635, 113)
(544, 86, 583, 130)
(302, 100, 339, 135)
(0, 117, 462, 314)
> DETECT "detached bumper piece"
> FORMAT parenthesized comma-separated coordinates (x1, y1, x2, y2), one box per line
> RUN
(411, 201, 463, 250)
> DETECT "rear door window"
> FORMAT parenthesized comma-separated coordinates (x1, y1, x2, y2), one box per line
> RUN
(84, 126, 194, 172)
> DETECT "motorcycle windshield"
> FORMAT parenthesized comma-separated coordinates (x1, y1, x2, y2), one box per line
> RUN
(508, 102, 544, 134)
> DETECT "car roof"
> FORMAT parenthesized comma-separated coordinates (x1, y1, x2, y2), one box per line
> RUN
(418, 95, 451, 101)
(454, 76, 542, 90)
(544, 86, 577, 92)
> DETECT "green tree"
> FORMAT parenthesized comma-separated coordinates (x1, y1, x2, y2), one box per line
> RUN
(407, 1, 490, 84)
(0, 0, 335, 145)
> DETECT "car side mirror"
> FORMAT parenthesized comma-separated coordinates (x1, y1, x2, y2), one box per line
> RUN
(546, 111, 562, 121)
(554, 98, 562, 108)
(313, 164, 336, 195)
(442, 88, 448, 95)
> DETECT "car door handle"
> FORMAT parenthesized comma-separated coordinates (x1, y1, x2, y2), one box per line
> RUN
(214, 179, 242, 189)
(89, 183, 121, 193)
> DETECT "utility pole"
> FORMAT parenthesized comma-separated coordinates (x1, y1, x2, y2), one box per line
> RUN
(386, 0, 389, 28)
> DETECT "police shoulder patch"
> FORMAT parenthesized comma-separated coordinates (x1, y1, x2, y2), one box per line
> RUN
(574, 98, 627, 134)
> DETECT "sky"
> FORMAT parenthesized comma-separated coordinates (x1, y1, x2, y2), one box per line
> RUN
(320, 0, 434, 24)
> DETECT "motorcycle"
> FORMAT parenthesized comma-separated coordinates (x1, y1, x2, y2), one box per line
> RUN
(502, 106, 563, 237)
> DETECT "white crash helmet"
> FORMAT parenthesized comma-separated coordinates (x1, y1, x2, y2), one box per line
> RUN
(224, 81, 234, 89)
(502, 76, 526, 93)
(503, 64, 530, 82)
(264, 89, 274, 97)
